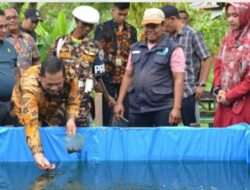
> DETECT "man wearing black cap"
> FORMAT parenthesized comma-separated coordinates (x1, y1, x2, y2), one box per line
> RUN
(161, 5, 211, 126)
(20, 8, 42, 41)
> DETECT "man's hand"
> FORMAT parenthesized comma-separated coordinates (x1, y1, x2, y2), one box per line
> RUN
(169, 108, 181, 125)
(114, 102, 124, 120)
(66, 117, 76, 135)
(195, 86, 205, 100)
(108, 95, 116, 108)
(34, 153, 56, 170)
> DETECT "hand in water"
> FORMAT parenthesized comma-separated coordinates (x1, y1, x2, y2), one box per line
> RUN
(34, 153, 56, 170)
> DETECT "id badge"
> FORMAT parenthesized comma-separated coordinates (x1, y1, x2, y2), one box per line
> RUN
(115, 56, 122, 66)
(78, 80, 84, 89)
(84, 78, 94, 93)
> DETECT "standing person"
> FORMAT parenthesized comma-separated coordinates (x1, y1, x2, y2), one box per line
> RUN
(11, 57, 80, 170)
(95, 31, 117, 125)
(213, 3, 250, 127)
(4, 7, 40, 76)
(161, 5, 211, 126)
(0, 9, 18, 126)
(114, 8, 185, 127)
(178, 10, 189, 25)
(20, 7, 42, 41)
(48, 6, 105, 127)
(94, 3, 137, 125)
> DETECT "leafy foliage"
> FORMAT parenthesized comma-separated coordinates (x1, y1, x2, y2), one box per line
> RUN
(0, 3, 10, 10)
(36, 11, 75, 60)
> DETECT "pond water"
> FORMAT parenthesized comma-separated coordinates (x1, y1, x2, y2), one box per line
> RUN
(0, 161, 249, 190)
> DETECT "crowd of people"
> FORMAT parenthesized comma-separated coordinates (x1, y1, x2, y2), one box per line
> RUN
(0, 2, 250, 169)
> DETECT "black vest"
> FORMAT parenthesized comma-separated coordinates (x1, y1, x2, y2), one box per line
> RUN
(129, 36, 179, 113)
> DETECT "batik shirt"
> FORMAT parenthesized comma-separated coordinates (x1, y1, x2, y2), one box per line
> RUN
(11, 65, 80, 154)
(48, 34, 104, 126)
(6, 31, 40, 76)
(95, 20, 137, 84)
(113, 23, 134, 84)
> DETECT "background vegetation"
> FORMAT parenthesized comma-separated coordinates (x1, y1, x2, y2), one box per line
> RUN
(0, 2, 228, 91)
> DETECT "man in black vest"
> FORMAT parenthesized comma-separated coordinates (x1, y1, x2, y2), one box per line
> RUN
(114, 8, 185, 127)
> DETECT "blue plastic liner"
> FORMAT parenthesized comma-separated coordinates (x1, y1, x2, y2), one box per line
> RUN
(0, 123, 250, 162)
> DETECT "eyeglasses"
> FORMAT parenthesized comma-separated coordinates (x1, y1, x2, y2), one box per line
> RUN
(6, 15, 18, 21)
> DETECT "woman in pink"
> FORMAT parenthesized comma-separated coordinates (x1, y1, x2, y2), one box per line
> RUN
(213, 3, 250, 127)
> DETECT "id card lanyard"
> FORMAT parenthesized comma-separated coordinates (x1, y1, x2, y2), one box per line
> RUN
(114, 21, 123, 67)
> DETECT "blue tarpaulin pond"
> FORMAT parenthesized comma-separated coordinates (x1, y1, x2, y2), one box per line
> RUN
(1, 124, 250, 190)
(0, 123, 250, 162)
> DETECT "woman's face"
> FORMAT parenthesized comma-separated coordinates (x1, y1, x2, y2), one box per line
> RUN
(226, 5, 240, 31)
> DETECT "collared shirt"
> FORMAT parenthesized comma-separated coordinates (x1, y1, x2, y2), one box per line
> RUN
(168, 25, 210, 98)
(0, 40, 17, 100)
(11, 65, 80, 155)
(94, 19, 137, 84)
(19, 23, 37, 41)
(6, 31, 40, 76)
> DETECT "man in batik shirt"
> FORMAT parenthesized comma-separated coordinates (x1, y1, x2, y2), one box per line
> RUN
(48, 6, 105, 127)
(4, 7, 40, 76)
(94, 3, 137, 125)
(11, 57, 80, 170)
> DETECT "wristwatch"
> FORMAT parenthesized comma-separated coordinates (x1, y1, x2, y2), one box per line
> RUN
(199, 83, 206, 87)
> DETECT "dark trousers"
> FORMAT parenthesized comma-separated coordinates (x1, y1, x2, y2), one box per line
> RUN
(128, 108, 173, 127)
(0, 101, 19, 126)
(181, 94, 196, 126)
(102, 83, 129, 126)
(0, 101, 9, 126)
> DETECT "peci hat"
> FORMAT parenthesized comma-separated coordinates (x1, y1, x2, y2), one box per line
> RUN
(161, 5, 179, 18)
(24, 8, 42, 21)
(72, 6, 100, 24)
(141, 8, 165, 26)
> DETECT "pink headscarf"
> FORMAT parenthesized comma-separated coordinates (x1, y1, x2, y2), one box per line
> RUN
(224, 3, 250, 48)
(215, 3, 250, 91)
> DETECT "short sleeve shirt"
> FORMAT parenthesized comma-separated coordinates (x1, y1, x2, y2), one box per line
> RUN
(168, 25, 210, 98)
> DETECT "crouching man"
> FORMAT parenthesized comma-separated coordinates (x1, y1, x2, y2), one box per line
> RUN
(11, 57, 80, 170)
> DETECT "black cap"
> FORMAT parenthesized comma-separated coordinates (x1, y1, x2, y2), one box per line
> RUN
(161, 5, 179, 18)
(24, 8, 42, 21)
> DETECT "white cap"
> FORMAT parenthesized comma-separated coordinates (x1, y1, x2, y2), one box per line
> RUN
(72, 6, 100, 24)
